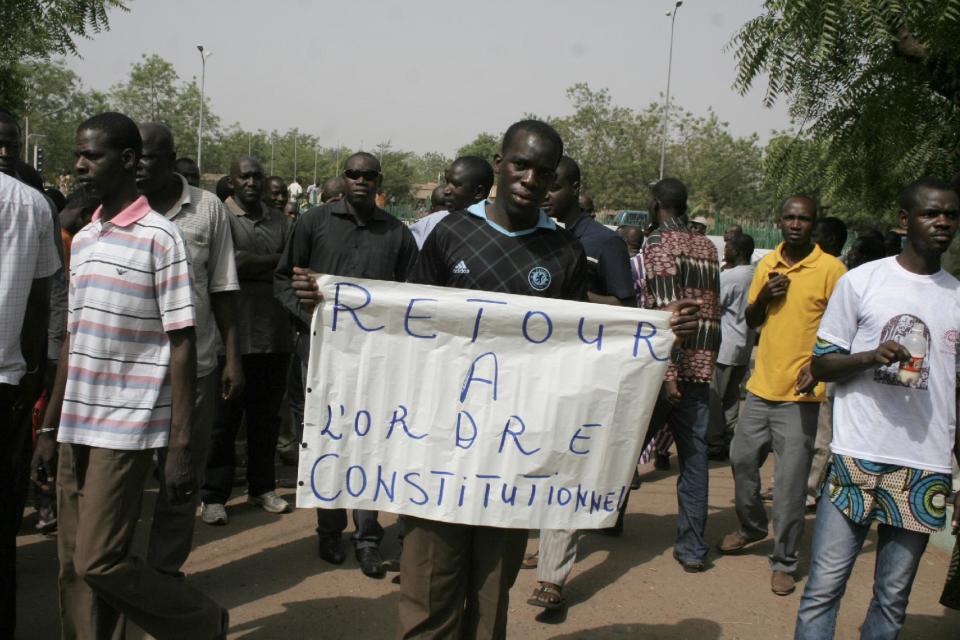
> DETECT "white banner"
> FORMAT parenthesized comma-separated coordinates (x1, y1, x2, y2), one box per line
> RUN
(296, 275, 673, 529)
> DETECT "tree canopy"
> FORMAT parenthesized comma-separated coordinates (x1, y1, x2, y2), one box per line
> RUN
(731, 0, 960, 222)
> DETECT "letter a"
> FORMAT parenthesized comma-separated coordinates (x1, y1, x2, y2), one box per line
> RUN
(460, 352, 499, 403)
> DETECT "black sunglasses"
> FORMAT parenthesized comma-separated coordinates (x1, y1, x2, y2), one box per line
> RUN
(344, 169, 381, 181)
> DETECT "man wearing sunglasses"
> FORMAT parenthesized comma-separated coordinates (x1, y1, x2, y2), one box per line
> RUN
(274, 152, 418, 578)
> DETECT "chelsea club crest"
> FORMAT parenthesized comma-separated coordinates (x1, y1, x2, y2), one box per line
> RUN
(528, 266, 551, 291)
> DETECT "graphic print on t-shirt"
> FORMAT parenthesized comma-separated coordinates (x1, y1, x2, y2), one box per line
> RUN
(874, 314, 930, 390)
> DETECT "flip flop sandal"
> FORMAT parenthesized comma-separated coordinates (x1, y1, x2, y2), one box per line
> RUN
(521, 551, 538, 569)
(527, 582, 565, 611)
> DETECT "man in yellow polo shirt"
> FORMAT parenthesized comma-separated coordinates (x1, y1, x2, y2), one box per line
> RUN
(718, 196, 846, 597)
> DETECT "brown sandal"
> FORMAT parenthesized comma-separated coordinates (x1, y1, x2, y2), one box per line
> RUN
(527, 582, 565, 610)
(521, 551, 539, 569)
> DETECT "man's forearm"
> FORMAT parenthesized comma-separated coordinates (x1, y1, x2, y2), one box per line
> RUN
(168, 328, 197, 449)
(810, 351, 874, 382)
(22, 277, 51, 370)
(744, 300, 767, 329)
(587, 292, 628, 306)
(210, 291, 240, 368)
(41, 337, 71, 431)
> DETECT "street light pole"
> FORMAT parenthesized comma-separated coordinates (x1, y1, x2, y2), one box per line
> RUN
(196, 45, 212, 175)
(313, 145, 318, 185)
(270, 134, 275, 175)
(293, 129, 298, 180)
(658, 1, 683, 181)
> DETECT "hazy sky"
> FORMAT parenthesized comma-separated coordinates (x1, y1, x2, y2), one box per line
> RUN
(65, 0, 791, 156)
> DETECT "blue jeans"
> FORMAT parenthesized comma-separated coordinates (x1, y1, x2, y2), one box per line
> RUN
(648, 382, 710, 563)
(795, 498, 929, 640)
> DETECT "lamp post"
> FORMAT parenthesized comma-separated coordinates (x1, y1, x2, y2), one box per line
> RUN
(293, 129, 298, 180)
(270, 133, 275, 175)
(196, 45, 213, 175)
(658, 1, 683, 181)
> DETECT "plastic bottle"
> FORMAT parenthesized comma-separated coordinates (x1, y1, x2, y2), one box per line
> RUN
(898, 324, 927, 385)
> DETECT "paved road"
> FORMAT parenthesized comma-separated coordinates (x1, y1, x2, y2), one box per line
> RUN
(16, 456, 959, 639)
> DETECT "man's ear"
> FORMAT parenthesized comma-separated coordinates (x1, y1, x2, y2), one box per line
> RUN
(493, 153, 502, 176)
(122, 148, 138, 172)
(898, 209, 909, 232)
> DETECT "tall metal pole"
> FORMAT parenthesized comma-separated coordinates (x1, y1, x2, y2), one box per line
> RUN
(293, 129, 298, 180)
(196, 45, 212, 175)
(658, 1, 682, 181)
(313, 146, 318, 185)
(335, 140, 341, 174)
(270, 134, 275, 175)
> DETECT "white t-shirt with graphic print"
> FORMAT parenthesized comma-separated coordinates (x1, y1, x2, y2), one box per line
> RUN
(818, 256, 960, 473)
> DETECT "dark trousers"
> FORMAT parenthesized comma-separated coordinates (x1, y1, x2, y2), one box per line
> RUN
(201, 353, 289, 504)
(0, 383, 32, 640)
(316, 507, 384, 549)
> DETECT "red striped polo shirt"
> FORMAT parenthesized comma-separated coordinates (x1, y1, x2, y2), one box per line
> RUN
(58, 196, 196, 450)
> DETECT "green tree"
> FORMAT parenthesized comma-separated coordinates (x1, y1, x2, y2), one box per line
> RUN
(0, 0, 126, 112)
(18, 59, 109, 180)
(731, 0, 960, 222)
(456, 132, 501, 163)
(409, 151, 450, 184)
(374, 141, 416, 205)
(110, 54, 219, 170)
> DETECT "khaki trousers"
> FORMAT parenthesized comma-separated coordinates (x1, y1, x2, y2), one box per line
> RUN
(398, 517, 527, 640)
(57, 443, 222, 640)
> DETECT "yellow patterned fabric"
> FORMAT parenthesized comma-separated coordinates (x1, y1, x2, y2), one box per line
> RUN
(825, 454, 951, 534)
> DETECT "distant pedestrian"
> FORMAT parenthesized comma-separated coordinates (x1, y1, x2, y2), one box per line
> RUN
(706, 232, 755, 460)
(409, 156, 494, 249)
(201, 156, 293, 525)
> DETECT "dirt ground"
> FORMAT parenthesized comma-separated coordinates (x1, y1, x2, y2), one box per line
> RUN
(15, 456, 960, 639)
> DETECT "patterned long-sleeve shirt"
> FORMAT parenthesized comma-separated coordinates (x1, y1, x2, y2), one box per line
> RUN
(641, 216, 721, 383)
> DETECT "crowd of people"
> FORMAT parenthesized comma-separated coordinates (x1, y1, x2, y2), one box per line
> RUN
(0, 105, 959, 640)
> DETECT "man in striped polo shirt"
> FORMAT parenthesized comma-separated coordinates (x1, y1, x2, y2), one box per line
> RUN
(32, 113, 226, 639)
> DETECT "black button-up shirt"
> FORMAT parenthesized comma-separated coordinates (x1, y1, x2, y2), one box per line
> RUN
(274, 199, 418, 329)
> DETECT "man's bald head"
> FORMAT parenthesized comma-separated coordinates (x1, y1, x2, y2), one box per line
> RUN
(136, 122, 178, 196)
(138, 123, 175, 157)
(321, 176, 345, 203)
(781, 195, 818, 218)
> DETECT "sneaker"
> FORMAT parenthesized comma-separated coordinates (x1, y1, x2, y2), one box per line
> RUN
(201, 502, 228, 526)
(248, 490, 292, 514)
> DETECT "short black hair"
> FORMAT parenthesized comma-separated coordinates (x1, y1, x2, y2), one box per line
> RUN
(556, 156, 581, 186)
(452, 155, 495, 193)
(321, 176, 346, 201)
(651, 177, 688, 214)
(899, 177, 957, 211)
(345, 151, 381, 172)
(814, 216, 848, 247)
(45, 187, 66, 212)
(730, 232, 755, 259)
(78, 112, 143, 157)
(174, 157, 199, 174)
(501, 119, 563, 160)
(215, 175, 233, 202)
(780, 195, 819, 217)
(266, 175, 286, 186)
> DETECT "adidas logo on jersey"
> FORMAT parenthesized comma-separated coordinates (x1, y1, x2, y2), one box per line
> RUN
(452, 260, 470, 275)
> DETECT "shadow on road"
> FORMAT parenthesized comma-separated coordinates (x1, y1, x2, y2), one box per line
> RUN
(545, 618, 723, 639)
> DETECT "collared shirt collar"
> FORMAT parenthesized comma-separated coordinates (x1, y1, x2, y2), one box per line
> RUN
(660, 215, 689, 232)
(92, 195, 152, 228)
(328, 198, 390, 224)
(226, 196, 273, 221)
(772, 241, 824, 271)
(567, 213, 591, 236)
(466, 200, 557, 237)
(164, 174, 193, 221)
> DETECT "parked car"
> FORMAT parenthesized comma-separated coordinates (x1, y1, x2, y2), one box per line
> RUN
(612, 210, 651, 228)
